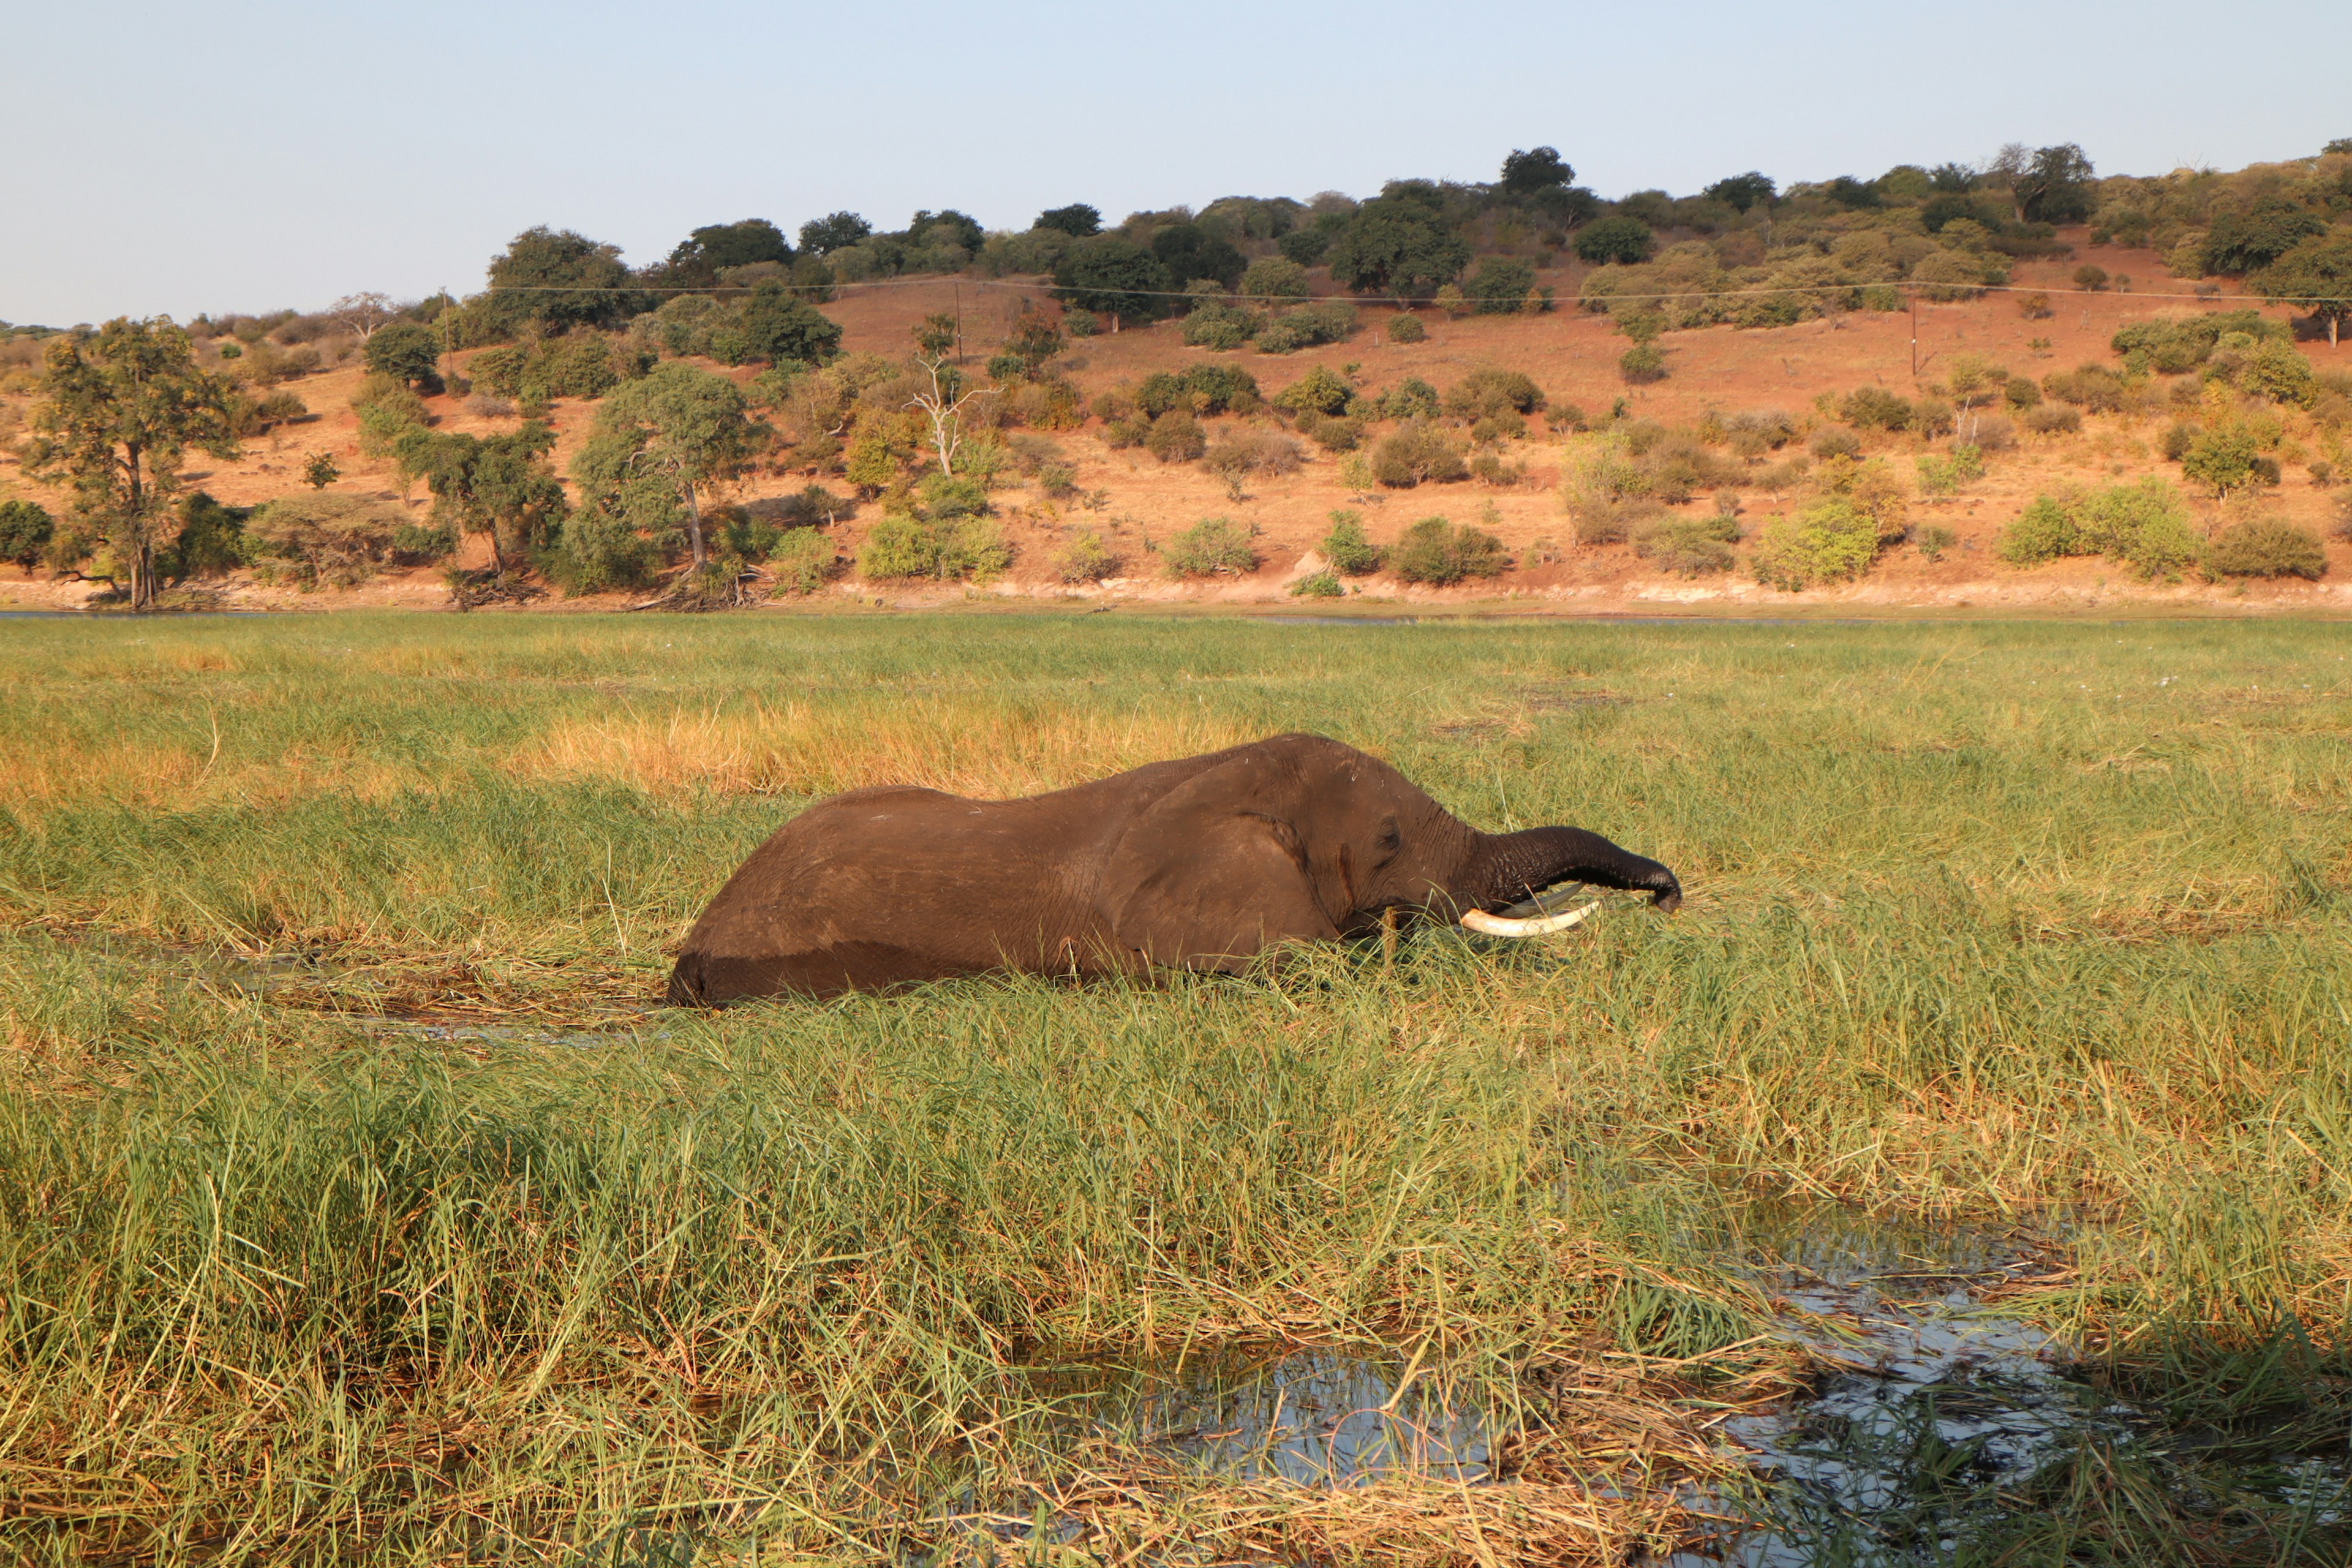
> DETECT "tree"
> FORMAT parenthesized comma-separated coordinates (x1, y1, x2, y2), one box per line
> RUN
(23, 318, 238, 609)
(663, 219, 792, 285)
(2255, 233, 2352, 346)
(416, 423, 568, 579)
(2205, 199, 2331, 276)
(364, 320, 443, 386)
(575, 363, 761, 571)
(740, 284, 843, 365)
(798, 212, 872, 256)
(483, 227, 640, 334)
(1149, 224, 1246, 290)
(906, 349, 995, 476)
(1054, 238, 1175, 325)
(1035, 203, 1102, 237)
(1499, 146, 1574, 195)
(1324, 195, 1471, 298)
(1464, 257, 1537, 314)
(1573, 216, 1654, 265)
(0, 499, 53, 567)
(2007, 144, 2095, 224)
(1704, 172, 1776, 213)
(907, 209, 985, 254)
(304, 451, 341, 489)
(326, 292, 399, 339)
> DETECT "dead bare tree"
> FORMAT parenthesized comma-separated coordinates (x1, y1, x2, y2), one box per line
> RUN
(905, 353, 995, 476)
(327, 293, 399, 340)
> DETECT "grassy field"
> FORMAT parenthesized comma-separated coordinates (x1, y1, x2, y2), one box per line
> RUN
(1, 609, 2347, 1566)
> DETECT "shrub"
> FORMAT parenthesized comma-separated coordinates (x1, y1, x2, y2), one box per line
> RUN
(1444, 367, 1545, 419)
(247, 494, 408, 587)
(2003, 375, 2043, 410)
(1275, 364, 1353, 417)
(2022, 404, 2082, 436)
(533, 334, 620, 399)
(1390, 516, 1507, 584)
(1914, 524, 1959, 561)
(1256, 300, 1359, 353)
(1464, 257, 1537, 315)
(1202, 428, 1303, 481)
(545, 503, 657, 594)
(364, 322, 442, 386)
(1998, 495, 2084, 565)
(2043, 364, 2130, 412)
(2204, 517, 2327, 579)
(1371, 423, 1469, 487)
(1062, 307, 1099, 337)
(1319, 510, 1382, 573)
(2078, 478, 2202, 578)
(2017, 292, 2054, 320)
(1841, 385, 1913, 431)
(767, 527, 841, 595)
(1162, 516, 1257, 578)
(1136, 364, 1261, 417)
(2180, 423, 2266, 494)
(1574, 216, 1654, 265)
(741, 285, 843, 367)
(858, 513, 1009, 581)
(1373, 379, 1441, 421)
(1182, 304, 1259, 351)
(1054, 529, 1121, 582)
(1387, 313, 1427, 344)
(916, 472, 990, 519)
(1722, 409, 1795, 455)
(390, 522, 456, 565)
(0, 499, 55, 567)
(1297, 413, 1365, 452)
(1633, 513, 1740, 576)
(1618, 343, 1665, 383)
(2239, 339, 2316, 405)
(1289, 569, 1344, 598)
(1750, 497, 1882, 589)
(1238, 257, 1312, 306)
(2073, 264, 2110, 292)
(1144, 410, 1206, 463)
(1810, 427, 1862, 460)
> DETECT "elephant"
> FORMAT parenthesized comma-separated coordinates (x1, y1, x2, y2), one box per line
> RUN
(666, 733, 1682, 1004)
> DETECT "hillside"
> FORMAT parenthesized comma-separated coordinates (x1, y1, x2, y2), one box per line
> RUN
(3, 232, 2348, 617)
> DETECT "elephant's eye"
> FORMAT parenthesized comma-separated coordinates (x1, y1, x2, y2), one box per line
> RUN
(1374, 823, 1403, 859)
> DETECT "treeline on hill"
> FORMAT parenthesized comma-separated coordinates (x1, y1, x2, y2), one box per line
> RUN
(5, 138, 2350, 607)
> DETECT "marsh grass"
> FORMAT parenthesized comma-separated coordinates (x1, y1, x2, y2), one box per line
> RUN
(0, 612, 2347, 1563)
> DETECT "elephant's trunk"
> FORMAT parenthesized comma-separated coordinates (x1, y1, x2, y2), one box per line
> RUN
(1461, 826, 1683, 914)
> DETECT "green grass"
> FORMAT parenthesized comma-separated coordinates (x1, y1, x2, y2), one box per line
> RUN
(0, 611, 2347, 1564)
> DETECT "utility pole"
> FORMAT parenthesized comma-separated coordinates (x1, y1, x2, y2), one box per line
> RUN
(953, 282, 963, 362)
(1910, 290, 1919, 379)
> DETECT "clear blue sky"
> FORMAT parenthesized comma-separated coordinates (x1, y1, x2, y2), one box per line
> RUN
(2, 0, 2339, 326)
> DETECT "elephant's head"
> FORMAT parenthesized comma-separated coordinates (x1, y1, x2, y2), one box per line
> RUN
(1096, 734, 1681, 968)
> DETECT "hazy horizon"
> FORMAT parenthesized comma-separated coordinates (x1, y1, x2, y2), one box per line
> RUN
(3, 0, 2340, 326)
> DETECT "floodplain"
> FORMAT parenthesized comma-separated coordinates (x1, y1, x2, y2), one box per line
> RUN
(1, 610, 2346, 1565)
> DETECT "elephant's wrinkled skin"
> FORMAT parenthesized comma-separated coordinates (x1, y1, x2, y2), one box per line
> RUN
(667, 733, 1681, 1003)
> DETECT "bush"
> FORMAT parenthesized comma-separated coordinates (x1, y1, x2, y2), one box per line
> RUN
(1998, 495, 2084, 565)
(533, 334, 621, 399)
(1574, 216, 1654, 265)
(2204, 517, 2327, 579)
(1319, 510, 1382, 573)
(1373, 379, 1442, 421)
(1202, 428, 1303, 480)
(858, 513, 1009, 581)
(767, 527, 842, 595)
(2180, 423, 2266, 493)
(1053, 529, 1121, 582)
(2003, 375, 2043, 410)
(741, 285, 843, 367)
(1275, 364, 1353, 417)
(1238, 257, 1312, 306)
(1916, 444, 1986, 496)
(1162, 516, 1257, 578)
(2073, 264, 2110, 292)
(1144, 410, 1206, 463)
(1633, 513, 1739, 576)
(390, 522, 457, 565)
(1182, 304, 1259, 351)
(1750, 497, 1882, 589)
(1464, 257, 1537, 314)
(915, 472, 990, 520)
(1371, 423, 1469, 487)
(1443, 367, 1545, 419)
(1810, 427, 1863, 460)
(545, 502, 657, 594)
(1256, 300, 1359, 353)
(1289, 569, 1344, 598)
(1841, 386, 1913, 431)
(1387, 313, 1427, 344)
(2079, 478, 2203, 578)
(247, 494, 409, 588)
(1618, 343, 1665, 383)
(1063, 307, 1099, 338)
(1297, 413, 1364, 453)
(363, 322, 441, 386)
(2239, 339, 2316, 405)
(0, 499, 54, 567)
(2043, 364, 2131, 412)
(1136, 364, 1261, 417)
(2017, 292, 2054, 320)
(2022, 404, 2082, 436)
(1390, 516, 1507, 584)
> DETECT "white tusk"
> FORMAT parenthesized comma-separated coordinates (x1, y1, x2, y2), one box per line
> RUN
(1460, 901, 1601, 938)
(1499, 884, 1596, 919)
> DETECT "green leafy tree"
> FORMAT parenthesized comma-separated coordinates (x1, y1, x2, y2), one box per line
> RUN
(1318, 510, 1382, 574)
(416, 423, 568, 579)
(2004, 143, 2095, 224)
(483, 227, 640, 335)
(1035, 203, 1102, 238)
(364, 320, 443, 387)
(1574, 217, 1654, 266)
(661, 219, 791, 285)
(2199, 198, 2326, 276)
(0, 499, 55, 567)
(1391, 516, 1506, 584)
(741, 284, 843, 366)
(1054, 238, 1175, 325)
(1704, 172, 1776, 213)
(304, 451, 341, 489)
(23, 318, 238, 609)
(798, 212, 872, 256)
(2255, 232, 2352, 346)
(573, 363, 763, 571)
(1464, 257, 1537, 315)
(1150, 224, 1247, 290)
(1325, 195, 1471, 298)
(1499, 146, 1574, 196)
(907, 209, 985, 254)
(1239, 257, 1313, 306)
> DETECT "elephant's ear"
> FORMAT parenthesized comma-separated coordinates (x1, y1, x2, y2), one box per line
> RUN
(1102, 756, 1339, 971)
